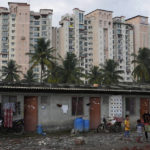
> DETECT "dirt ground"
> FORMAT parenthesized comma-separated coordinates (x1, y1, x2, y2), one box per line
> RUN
(0, 131, 150, 150)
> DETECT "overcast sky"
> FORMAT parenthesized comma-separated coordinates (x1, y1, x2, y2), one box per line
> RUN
(1, 0, 150, 26)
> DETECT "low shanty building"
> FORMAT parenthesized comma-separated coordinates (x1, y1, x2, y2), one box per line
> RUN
(0, 83, 149, 132)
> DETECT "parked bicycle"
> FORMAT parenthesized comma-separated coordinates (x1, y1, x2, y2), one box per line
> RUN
(97, 117, 122, 133)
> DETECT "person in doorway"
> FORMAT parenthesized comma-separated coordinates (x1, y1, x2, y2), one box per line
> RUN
(124, 115, 130, 138)
(142, 110, 150, 141)
(136, 119, 144, 143)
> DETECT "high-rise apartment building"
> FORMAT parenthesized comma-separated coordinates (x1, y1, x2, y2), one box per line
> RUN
(0, 3, 53, 80)
(0, 7, 9, 73)
(30, 9, 53, 79)
(85, 9, 113, 69)
(52, 27, 59, 59)
(113, 16, 134, 82)
(59, 8, 86, 60)
(0, 3, 30, 78)
(126, 15, 149, 55)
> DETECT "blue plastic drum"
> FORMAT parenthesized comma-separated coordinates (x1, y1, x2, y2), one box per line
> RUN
(84, 120, 89, 131)
(37, 124, 43, 134)
(74, 118, 84, 132)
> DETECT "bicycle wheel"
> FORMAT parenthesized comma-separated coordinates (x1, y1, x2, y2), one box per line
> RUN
(97, 124, 104, 133)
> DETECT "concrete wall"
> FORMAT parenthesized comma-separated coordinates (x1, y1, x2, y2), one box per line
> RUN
(1, 92, 150, 131)
(38, 94, 90, 131)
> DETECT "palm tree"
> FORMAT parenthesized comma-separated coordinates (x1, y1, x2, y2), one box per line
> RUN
(45, 62, 62, 84)
(59, 52, 84, 84)
(132, 48, 150, 83)
(101, 59, 123, 85)
(1, 60, 22, 83)
(22, 69, 38, 84)
(88, 66, 102, 84)
(27, 38, 55, 83)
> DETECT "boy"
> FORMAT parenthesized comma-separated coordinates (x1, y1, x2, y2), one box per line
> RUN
(136, 119, 143, 143)
(124, 115, 130, 138)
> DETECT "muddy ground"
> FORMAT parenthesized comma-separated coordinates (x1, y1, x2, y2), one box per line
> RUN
(0, 131, 150, 150)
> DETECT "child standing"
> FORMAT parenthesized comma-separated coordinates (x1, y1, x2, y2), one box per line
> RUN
(124, 115, 130, 138)
(136, 119, 143, 143)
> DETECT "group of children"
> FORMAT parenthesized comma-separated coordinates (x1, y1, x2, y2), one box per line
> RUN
(124, 112, 150, 142)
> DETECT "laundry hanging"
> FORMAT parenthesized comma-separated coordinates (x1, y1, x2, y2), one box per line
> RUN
(3, 103, 15, 128)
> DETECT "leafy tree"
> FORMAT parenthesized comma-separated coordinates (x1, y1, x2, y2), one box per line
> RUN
(1, 60, 22, 83)
(88, 66, 102, 84)
(132, 48, 150, 83)
(59, 52, 84, 84)
(27, 38, 55, 83)
(22, 69, 38, 84)
(100, 59, 123, 85)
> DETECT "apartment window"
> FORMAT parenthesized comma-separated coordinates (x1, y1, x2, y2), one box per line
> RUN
(34, 32, 39, 37)
(2, 54, 7, 58)
(11, 42, 15, 45)
(11, 14, 16, 17)
(33, 67, 39, 72)
(12, 24, 15, 27)
(2, 37, 7, 41)
(88, 20, 91, 24)
(2, 49, 7, 53)
(72, 97, 83, 116)
(79, 13, 83, 23)
(34, 38, 38, 42)
(11, 54, 14, 57)
(2, 60, 7, 64)
(12, 36, 15, 40)
(12, 18, 15, 21)
(3, 19, 8, 24)
(42, 26, 46, 30)
(42, 15, 47, 18)
(12, 30, 15, 33)
(34, 27, 39, 31)
(11, 48, 14, 52)
(34, 21, 40, 25)
(42, 31, 47, 36)
(42, 21, 46, 25)
(2, 32, 8, 37)
(85, 64, 88, 68)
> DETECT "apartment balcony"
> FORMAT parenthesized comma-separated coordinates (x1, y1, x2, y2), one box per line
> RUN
(2, 27, 9, 31)
(69, 48, 75, 53)
(2, 21, 8, 25)
(69, 36, 75, 39)
(1, 50, 8, 54)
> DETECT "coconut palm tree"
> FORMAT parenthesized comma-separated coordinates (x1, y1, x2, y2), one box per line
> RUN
(132, 48, 150, 83)
(101, 59, 124, 85)
(59, 52, 84, 84)
(88, 66, 102, 84)
(1, 60, 22, 83)
(22, 69, 38, 84)
(45, 62, 62, 84)
(27, 38, 55, 83)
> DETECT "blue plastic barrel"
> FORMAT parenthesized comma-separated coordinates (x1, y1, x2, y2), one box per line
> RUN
(74, 118, 84, 132)
(84, 120, 89, 132)
(37, 124, 43, 134)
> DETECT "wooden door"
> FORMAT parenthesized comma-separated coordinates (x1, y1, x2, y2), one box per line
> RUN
(90, 97, 100, 129)
(24, 96, 38, 132)
(140, 98, 149, 119)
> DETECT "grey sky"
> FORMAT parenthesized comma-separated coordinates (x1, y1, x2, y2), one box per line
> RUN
(1, 0, 150, 26)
